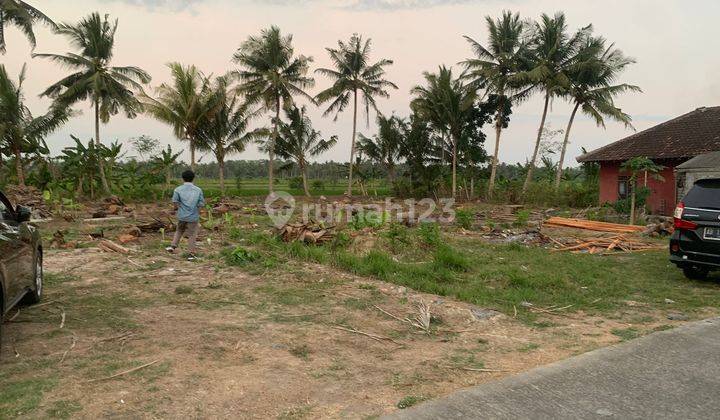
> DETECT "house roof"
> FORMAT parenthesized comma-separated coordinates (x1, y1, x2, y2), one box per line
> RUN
(676, 151, 720, 170)
(577, 106, 720, 163)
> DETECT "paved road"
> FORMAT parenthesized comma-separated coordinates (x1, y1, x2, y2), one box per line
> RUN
(385, 318, 720, 419)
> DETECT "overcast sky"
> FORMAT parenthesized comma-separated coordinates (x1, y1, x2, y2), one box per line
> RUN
(2, 0, 719, 166)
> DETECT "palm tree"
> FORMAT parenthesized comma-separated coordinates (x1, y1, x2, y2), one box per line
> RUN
(196, 76, 266, 196)
(232, 26, 314, 194)
(273, 106, 337, 197)
(315, 34, 397, 197)
(521, 12, 592, 195)
(35, 12, 151, 194)
(463, 11, 529, 198)
(411, 66, 476, 198)
(0, 64, 69, 186)
(620, 157, 664, 224)
(357, 114, 403, 185)
(553, 37, 640, 190)
(0, 0, 55, 53)
(141, 63, 211, 170)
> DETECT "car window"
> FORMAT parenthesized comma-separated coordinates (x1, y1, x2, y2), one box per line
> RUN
(684, 179, 720, 209)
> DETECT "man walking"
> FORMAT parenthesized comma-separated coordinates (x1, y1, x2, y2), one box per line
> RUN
(166, 170, 205, 261)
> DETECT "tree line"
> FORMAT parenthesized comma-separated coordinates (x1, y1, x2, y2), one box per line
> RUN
(0, 2, 639, 200)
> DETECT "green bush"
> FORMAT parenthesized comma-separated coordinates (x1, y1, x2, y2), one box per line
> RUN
(454, 209, 474, 230)
(288, 177, 304, 190)
(417, 222, 441, 246)
(311, 179, 325, 191)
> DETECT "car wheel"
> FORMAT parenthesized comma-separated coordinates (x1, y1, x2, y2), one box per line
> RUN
(22, 251, 43, 305)
(683, 266, 709, 280)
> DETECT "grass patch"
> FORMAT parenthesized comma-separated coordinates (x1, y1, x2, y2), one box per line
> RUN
(289, 344, 312, 360)
(396, 395, 427, 409)
(611, 327, 641, 341)
(46, 400, 82, 419)
(0, 377, 58, 418)
(174, 285, 193, 295)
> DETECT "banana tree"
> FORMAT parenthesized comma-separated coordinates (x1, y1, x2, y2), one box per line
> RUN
(620, 157, 664, 225)
(151, 145, 183, 194)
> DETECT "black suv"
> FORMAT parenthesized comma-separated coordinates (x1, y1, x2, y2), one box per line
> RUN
(670, 178, 720, 279)
(1, 190, 43, 354)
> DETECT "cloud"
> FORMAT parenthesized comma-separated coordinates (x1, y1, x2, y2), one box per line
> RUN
(260, 0, 477, 11)
(103, 0, 204, 11)
(341, 0, 476, 10)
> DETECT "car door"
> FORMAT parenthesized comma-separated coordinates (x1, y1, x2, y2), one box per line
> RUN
(0, 195, 26, 305)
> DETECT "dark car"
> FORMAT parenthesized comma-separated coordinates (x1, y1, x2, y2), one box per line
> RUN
(670, 178, 720, 279)
(1, 191, 43, 353)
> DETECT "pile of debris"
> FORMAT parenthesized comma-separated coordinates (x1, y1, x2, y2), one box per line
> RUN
(477, 227, 554, 245)
(475, 205, 547, 227)
(90, 196, 133, 219)
(642, 217, 675, 236)
(543, 217, 645, 233)
(550, 235, 665, 254)
(4, 185, 52, 218)
(277, 221, 335, 244)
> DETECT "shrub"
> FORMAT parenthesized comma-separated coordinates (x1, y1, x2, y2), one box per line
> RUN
(384, 222, 410, 251)
(311, 179, 325, 191)
(288, 177, 303, 190)
(454, 209, 474, 230)
(417, 222, 441, 246)
(514, 210, 530, 227)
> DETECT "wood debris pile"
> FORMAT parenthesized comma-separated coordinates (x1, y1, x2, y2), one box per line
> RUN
(135, 218, 175, 233)
(97, 239, 131, 254)
(277, 222, 335, 244)
(550, 235, 665, 254)
(91, 196, 133, 218)
(544, 217, 645, 233)
(4, 185, 52, 218)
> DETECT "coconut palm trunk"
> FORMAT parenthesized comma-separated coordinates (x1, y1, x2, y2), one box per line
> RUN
(13, 146, 25, 186)
(347, 88, 358, 197)
(189, 137, 196, 170)
(488, 118, 503, 198)
(554, 101, 580, 191)
(523, 91, 550, 195)
(300, 161, 310, 197)
(94, 99, 111, 194)
(268, 100, 280, 194)
(218, 157, 226, 196)
(451, 134, 459, 198)
(387, 164, 395, 185)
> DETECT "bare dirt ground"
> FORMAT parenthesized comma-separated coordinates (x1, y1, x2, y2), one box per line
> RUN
(1, 199, 710, 419)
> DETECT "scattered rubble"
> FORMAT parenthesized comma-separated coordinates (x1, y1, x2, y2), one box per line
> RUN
(4, 185, 52, 218)
(549, 235, 665, 254)
(277, 221, 336, 244)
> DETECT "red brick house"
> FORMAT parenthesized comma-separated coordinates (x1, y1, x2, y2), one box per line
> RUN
(577, 106, 720, 215)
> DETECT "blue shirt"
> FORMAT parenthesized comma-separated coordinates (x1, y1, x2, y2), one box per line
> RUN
(172, 182, 205, 222)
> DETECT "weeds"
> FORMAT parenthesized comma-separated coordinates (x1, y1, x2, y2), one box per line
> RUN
(455, 209, 474, 230)
(433, 245, 470, 272)
(223, 246, 260, 266)
(396, 395, 426, 409)
(417, 222, 441, 246)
